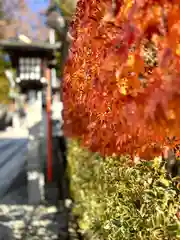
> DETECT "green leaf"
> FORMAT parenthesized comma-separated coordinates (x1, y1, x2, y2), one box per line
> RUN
(167, 223, 179, 232)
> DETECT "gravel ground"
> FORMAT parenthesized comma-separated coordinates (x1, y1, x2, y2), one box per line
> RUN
(0, 173, 79, 239)
(0, 204, 67, 239)
(0, 112, 80, 240)
(0, 161, 70, 239)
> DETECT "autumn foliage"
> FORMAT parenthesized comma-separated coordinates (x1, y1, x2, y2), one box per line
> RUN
(63, 0, 180, 159)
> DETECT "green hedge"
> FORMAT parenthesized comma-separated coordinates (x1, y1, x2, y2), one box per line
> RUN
(68, 140, 180, 240)
(0, 53, 10, 104)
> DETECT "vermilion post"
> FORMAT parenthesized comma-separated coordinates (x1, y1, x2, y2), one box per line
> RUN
(46, 68, 53, 182)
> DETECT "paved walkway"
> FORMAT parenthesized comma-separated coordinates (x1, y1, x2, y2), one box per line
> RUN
(0, 103, 79, 239)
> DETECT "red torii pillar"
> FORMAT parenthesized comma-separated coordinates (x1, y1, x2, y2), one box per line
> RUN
(46, 68, 53, 182)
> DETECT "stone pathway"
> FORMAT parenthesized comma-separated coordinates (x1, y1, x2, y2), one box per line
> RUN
(0, 205, 64, 240)
(0, 204, 80, 240)
(0, 105, 80, 240)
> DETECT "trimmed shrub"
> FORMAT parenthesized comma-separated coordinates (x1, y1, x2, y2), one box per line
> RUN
(68, 140, 180, 240)
(0, 54, 10, 104)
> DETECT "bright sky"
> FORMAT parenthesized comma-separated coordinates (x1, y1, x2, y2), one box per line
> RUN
(26, 0, 49, 13)
(26, 0, 50, 37)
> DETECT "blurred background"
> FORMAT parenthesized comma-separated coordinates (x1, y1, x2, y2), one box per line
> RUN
(0, 1, 78, 239)
(0, 0, 77, 122)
